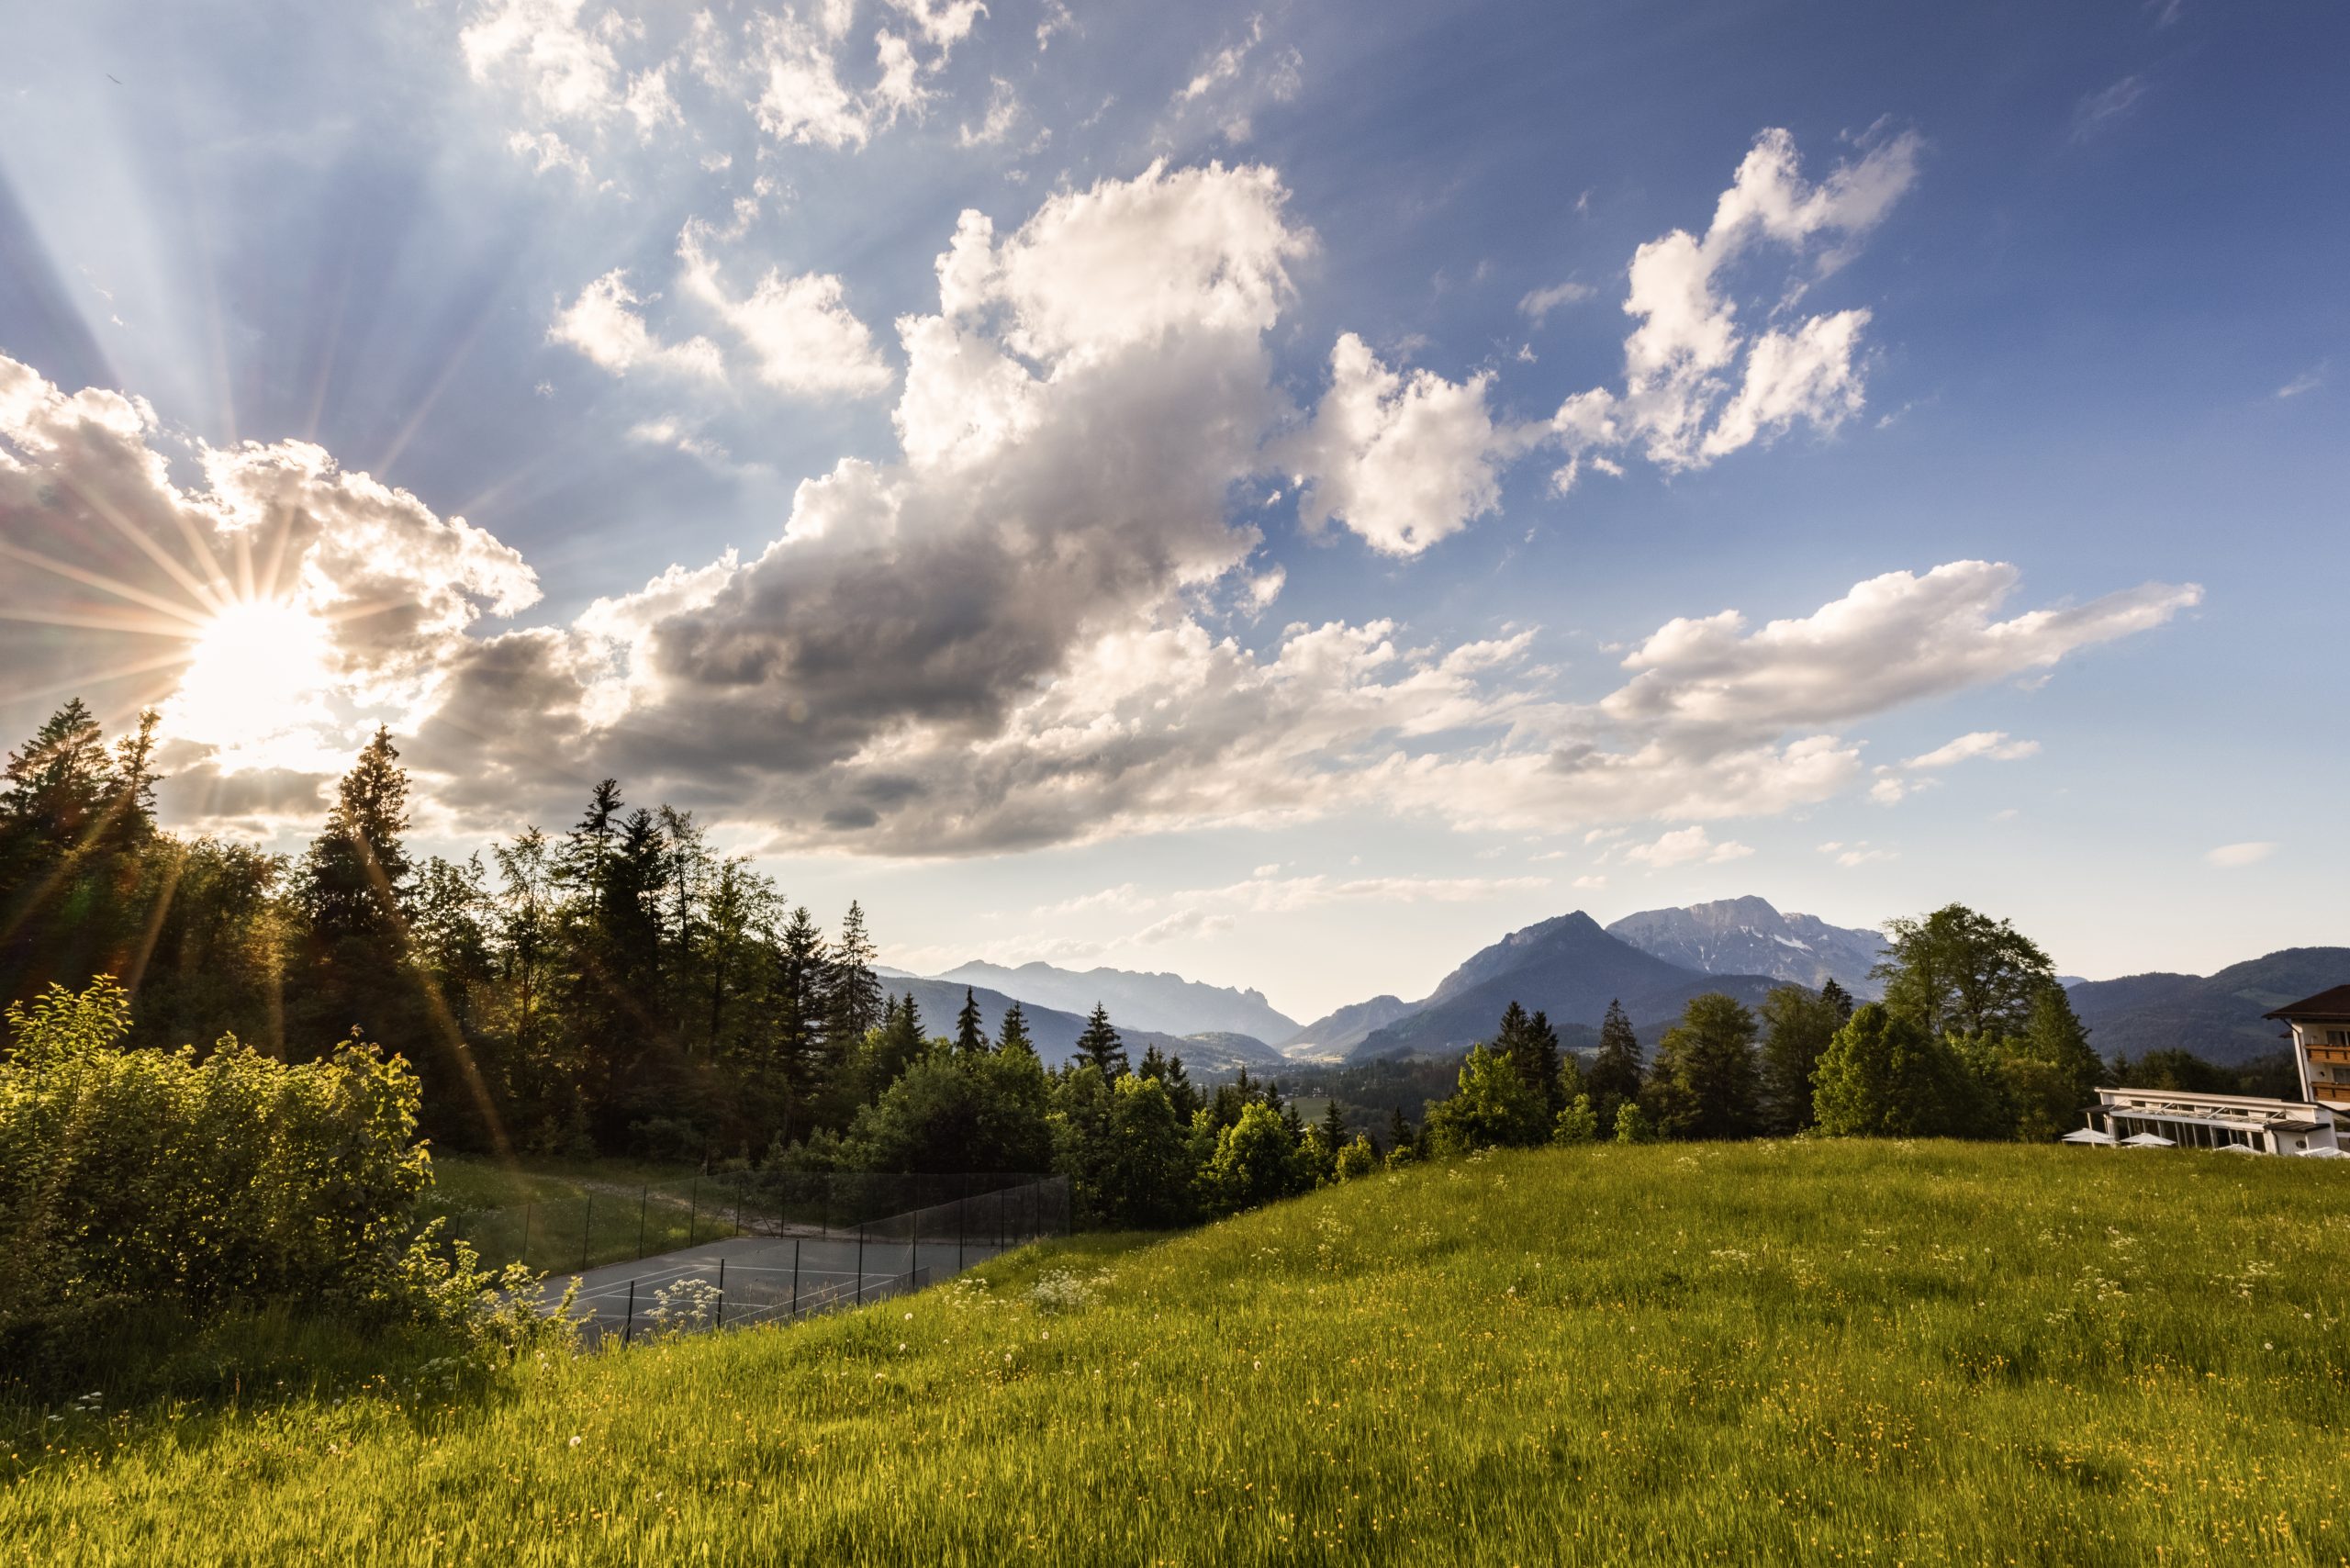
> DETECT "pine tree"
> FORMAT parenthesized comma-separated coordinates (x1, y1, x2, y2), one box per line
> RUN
(1585, 999, 1644, 1128)
(1319, 1096, 1349, 1157)
(774, 905, 831, 1091)
(1386, 1105, 1416, 1159)
(997, 999, 1036, 1059)
(296, 727, 413, 944)
(1819, 977, 1856, 1024)
(953, 986, 989, 1056)
(825, 901, 885, 1046)
(1074, 1002, 1126, 1078)
(1492, 1000, 1564, 1118)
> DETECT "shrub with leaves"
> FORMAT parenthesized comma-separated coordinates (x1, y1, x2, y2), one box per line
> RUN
(0, 978, 562, 1358)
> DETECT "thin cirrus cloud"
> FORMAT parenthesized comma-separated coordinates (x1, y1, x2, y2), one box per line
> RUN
(1624, 825, 1755, 868)
(2204, 841, 2276, 868)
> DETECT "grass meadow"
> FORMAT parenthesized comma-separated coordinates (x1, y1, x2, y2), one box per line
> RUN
(7, 1141, 2350, 1564)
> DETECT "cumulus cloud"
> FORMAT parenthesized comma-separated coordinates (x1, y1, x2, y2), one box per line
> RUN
(1551, 126, 1920, 476)
(1602, 562, 2199, 748)
(549, 271, 725, 379)
(2205, 841, 2276, 868)
(1624, 824, 1754, 868)
(677, 227, 894, 397)
(0, 354, 537, 822)
(462, 0, 630, 123)
(1284, 334, 1537, 556)
(0, 156, 2199, 857)
(1818, 840, 1896, 867)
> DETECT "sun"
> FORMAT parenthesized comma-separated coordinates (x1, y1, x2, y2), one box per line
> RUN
(168, 598, 336, 758)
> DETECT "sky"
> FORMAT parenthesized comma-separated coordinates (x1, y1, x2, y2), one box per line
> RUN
(0, 0, 2343, 1024)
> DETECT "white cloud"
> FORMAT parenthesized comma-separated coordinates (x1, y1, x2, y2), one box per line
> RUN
(1604, 562, 2199, 745)
(549, 271, 725, 379)
(1036, 0, 1074, 50)
(0, 355, 537, 813)
(1902, 730, 2040, 769)
(0, 151, 2199, 858)
(2074, 76, 2148, 140)
(462, 0, 628, 123)
(1572, 874, 1606, 890)
(957, 77, 1023, 147)
(622, 63, 681, 134)
(2205, 841, 2276, 868)
(677, 227, 894, 398)
(884, 0, 989, 50)
(1285, 333, 1536, 556)
(1624, 824, 1754, 868)
(2276, 364, 2325, 399)
(1179, 15, 1265, 102)
(1550, 127, 1920, 476)
(506, 129, 603, 183)
(1517, 279, 1594, 322)
(1818, 840, 1896, 868)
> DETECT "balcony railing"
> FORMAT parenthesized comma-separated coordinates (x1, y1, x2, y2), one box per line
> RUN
(2312, 1082, 2350, 1104)
(2305, 1045, 2350, 1066)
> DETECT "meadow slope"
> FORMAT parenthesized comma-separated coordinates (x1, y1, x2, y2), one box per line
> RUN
(8, 1142, 2350, 1565)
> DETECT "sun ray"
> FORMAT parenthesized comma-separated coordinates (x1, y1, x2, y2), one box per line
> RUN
(0, 538, 218, 630)
(43, 466, 236, 619)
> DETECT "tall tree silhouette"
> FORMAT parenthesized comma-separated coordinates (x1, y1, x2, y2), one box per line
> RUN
(1075, 1003, 1126, 1079)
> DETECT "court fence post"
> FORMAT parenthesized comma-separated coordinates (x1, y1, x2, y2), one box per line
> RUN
(579, 1193, 593, 1272)
(636, 1185, 648, 1260)
(856, 1227, 866, 1306)
(623, 1279, 635, 1347)
(791, 1238, 800, 1321)
(687, 1174, 699, 1248)
(957, 1174, 967, 1271)
(715, 1258, 726, 1333)
(521, 1202, 533, 1265)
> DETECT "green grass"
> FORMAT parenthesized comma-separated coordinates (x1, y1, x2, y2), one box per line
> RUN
(10, 1141, 2350, 1564)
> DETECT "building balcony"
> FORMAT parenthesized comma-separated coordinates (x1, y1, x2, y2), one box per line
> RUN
(2313, 1082, 2350, 1105)
(2305, 1045, 2350, 1066)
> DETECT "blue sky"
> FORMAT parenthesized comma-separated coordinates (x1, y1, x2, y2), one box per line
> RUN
(1, 0, 2342, 1020)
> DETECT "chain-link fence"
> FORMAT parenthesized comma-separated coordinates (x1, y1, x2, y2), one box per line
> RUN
(444, 1170, 1068, 1276)
(453, 1172, 1070, 1345)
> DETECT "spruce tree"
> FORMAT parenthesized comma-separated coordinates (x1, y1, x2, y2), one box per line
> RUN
(997, 999, 1036, 1059)
(953, 986, 990, 1056)
(297, 727, 413, 944)
(1492, 1001, 1565, 1119)
(1319, 1095, 1350, 1156)
(1074, 1002, 1126, 1079)
(1819, 976, 1856, 1024)
(1585, 999, 1644, 1128)
(774, 905, 831, 1092)
(825, 901, 885, 1046)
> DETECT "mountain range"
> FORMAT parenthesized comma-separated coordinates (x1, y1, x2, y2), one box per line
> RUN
(1347, 912, 1786, 1061)
(1604, 896, 1884, 996)
(872, 972, 1291, 1075)
(937, 959, 1300, 1044)
(2065, 947, 2350, 1066)
(892, 900, 2348, 1079)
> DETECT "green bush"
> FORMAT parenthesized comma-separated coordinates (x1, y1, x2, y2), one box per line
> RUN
(0, 979, 562, 1371)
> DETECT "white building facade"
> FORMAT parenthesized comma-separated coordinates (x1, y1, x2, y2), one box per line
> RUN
(2087, 1087, 2339, 1154)
(2267, 985, 2350, 1109)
